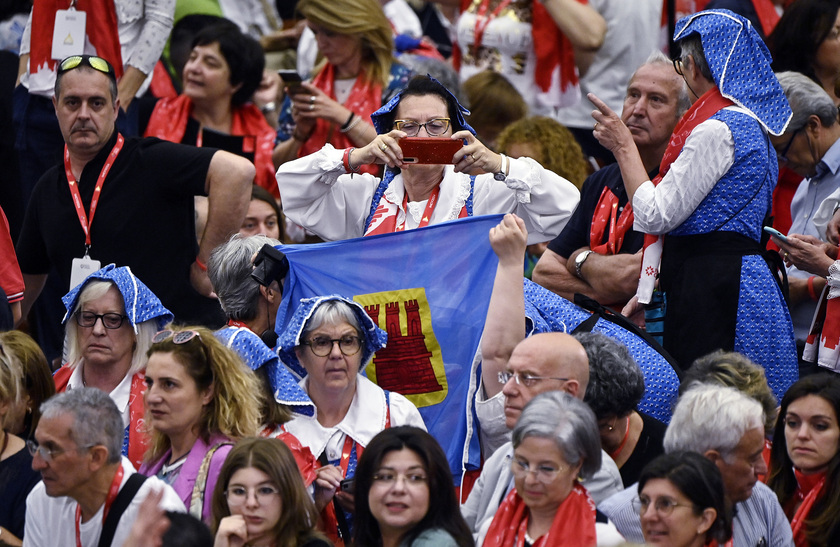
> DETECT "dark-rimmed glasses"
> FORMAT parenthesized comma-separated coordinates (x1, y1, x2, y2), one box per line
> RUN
(301, 335, 362, 357)
(152, 329, 202, 344)
(632, 495, 695, 516)
(497, 371, 569, 387)
(58, 55, 114, 77)
(394, 118, 451, 137)
(75, 311, 128, 329)
(776, 127, 803, 164)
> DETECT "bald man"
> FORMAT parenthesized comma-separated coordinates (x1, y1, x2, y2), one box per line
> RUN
(461, 215, 623, 540)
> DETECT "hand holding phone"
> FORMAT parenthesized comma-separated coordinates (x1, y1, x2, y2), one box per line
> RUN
(763, 226, 789, 243)
(399, 137, 463, 164)
(278, 69, 304, 95)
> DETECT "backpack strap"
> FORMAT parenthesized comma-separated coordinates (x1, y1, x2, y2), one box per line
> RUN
(189, 442, 233, 519)
(97, 473, 147, 547)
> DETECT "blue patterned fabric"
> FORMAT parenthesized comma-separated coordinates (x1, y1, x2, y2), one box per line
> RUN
(674, 9, 791, 136)
(61, 264, 173, 331)
(276, 295, 387, 380)
(214, 326, 314, 416)
(668, 109, 797, 401)
(522, 280, 680, 423)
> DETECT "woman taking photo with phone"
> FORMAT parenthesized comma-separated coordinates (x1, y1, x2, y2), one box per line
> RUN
(211, 437, 330, 547)
(277, 75, 579, 244)
(353, 426, 473, 547)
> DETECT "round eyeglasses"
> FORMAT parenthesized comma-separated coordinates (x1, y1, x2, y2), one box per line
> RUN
(632, 495, 695, 516)
(302, 335, 362, 357)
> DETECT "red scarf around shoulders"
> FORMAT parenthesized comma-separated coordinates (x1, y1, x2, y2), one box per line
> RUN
(299, 64, 382, 177)
(30, 0, 123, 78)
(789, 469, 827, 547)
(482, 483, 597, 547)
(145, 95, 279, 197)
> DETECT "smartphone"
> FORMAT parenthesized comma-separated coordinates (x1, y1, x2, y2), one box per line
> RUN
(399, 137, 463, 164)
(278, 69, 304, 94)
(763, 226, 789, 243)
(339, 478, 355, 494)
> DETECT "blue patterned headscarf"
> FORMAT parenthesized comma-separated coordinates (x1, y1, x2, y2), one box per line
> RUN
(370, 74, 476, 136)
(215, 326, 315, 416)
(277, 295, 387, 379)
(674, 9, 792, 136)
(61, 264, 173, 333)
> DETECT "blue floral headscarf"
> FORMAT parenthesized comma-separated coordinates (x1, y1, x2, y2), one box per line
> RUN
(61, 264, 173, 332)
(277, 295, 387, 379)
(674, 9, 792, 136)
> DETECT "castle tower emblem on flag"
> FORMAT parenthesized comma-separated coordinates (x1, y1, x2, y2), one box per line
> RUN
(355, 288, 447, 408)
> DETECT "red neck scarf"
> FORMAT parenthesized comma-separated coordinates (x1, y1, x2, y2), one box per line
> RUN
(752, 0, 781, 37)
(636, 87, 734, 301)
(299, 64, 381, 177)
(144, 95, 279, 197)
(590, 186, 635, 255)
(789, 469, 827, 547)
(30, 0, 123, 79)
(482, 483, 597, 547)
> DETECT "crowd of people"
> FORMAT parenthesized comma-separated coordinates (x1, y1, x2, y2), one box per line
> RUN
(2, 0, 840, 546)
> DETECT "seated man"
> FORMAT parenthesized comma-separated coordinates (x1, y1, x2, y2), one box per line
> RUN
(533, 51, 689, 316)
(598, 383, 794, 547)
(24, 388, 184, 546)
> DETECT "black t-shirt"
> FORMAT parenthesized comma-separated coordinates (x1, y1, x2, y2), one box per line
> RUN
(619, 412, 667, 488)
(0, 448, 41, 538)
(547, 163, 647, 259)
(17, 131, 224, 326)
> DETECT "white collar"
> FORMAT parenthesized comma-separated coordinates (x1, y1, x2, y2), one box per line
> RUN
(67, 363, 134, 426)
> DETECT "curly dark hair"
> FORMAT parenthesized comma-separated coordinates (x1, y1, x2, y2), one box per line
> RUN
(191, 22, 265, 106)
(575, 332, 644, 419)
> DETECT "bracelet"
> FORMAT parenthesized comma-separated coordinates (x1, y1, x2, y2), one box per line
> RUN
(341, 115, 362, 134)
(340, 112, 355, 131)
(195, 257, 208, 272)
(343, 147, 360, 173)
(808, 276, 819, 301)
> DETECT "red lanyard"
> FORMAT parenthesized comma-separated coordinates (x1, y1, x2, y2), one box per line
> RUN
(397, 186, 441, 232)
(75, 465, 125, 547)
(472, 0, 513, 55)
(64, 134, 125, 249)
(227, 319, 250, 330)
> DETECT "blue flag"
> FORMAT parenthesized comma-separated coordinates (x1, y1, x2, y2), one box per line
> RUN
(275, 215, 503, 484)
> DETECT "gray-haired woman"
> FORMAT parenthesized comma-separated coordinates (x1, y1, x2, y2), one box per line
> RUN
(480, 391, 624, 546)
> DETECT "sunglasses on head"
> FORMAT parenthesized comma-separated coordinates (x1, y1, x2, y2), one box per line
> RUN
(57, 55, 115, 77)
(152, 329, 202, 345)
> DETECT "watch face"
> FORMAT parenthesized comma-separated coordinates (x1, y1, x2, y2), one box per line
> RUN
(494, 172, 506, 181)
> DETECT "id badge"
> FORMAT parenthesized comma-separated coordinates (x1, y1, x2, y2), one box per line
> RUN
(70, 255, 100, 290)
(52, 9, 87, 60)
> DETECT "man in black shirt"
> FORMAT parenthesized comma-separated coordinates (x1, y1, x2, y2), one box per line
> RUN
(16, 55, 255, 336)
(533, 53, 689, 315)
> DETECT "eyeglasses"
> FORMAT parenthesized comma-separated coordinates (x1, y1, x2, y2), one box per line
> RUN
(672, 57, 684, 77)
(372, 471, 428, 487)
(776, 127, 803, 164)
(26, 439, 93, 463)
(152, 329, 202, 344)
(510, 458, 567, 484)
(393, 118, 451, 137)
(301, 335, 362, 357)
(632, 495, 695, 516)
(225, 485, 281, 505)
(58, 55, 115, 76)
(75, 311, 128, 329)
(497, 371, 569, 388)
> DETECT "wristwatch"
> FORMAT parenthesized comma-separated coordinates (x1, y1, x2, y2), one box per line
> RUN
(494, 154, 507, 181)
(574, 250, 594, 279)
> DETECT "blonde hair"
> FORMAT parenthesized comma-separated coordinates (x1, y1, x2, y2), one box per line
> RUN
(0, 341, 24, 406)
(0, 331, 55, 433)
(298, 0, 394, 88)
(64, 280, 157, 376)
(145, 326, 262, 461)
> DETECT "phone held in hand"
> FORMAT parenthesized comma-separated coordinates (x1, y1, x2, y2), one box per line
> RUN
(763, 226, 789, 243)
(399, 137, 463, 164)
(278, 70, 304, 95)
(339, 478, 355, 494)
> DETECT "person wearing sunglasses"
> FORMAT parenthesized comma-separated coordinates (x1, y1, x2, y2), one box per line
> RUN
(276, 295, 425, 545)
(53, 264, 173, 470)
(15, 52, 256, 364)
(481, 391, 623, 546)
(636, 451, 732, 547)
(137, 326, 261, 525)
(589, 10, 798, 402)
(210, 437, 330, 547)
(276, 74, 579, 244)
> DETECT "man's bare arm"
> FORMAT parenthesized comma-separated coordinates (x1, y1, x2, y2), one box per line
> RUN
(532, 249, 591, 301)
(18, 273, 47, 326)
(572, 249, 641, 306)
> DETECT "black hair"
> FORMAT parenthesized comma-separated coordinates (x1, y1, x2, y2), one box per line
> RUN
(191, 22, 265, 106)
(380, 75, 465, 134)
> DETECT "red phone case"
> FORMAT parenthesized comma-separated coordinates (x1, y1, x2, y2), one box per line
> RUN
(399, 137, 463, 164)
